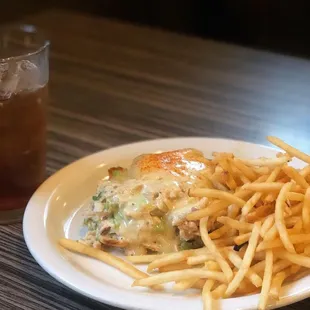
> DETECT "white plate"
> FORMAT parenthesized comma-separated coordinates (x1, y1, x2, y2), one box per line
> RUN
(23, 137, 309, 310)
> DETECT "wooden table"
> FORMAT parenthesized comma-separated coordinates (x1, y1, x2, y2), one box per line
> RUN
(1, 9, 310, 310)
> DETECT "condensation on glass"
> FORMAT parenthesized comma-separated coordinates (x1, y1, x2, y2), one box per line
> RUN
(0, 25, 49, 223)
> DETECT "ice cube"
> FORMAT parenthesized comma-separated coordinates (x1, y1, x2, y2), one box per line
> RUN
(0, 63, 9, 82)
(0, 63, 19, 100)
(15, 60, 40, 93)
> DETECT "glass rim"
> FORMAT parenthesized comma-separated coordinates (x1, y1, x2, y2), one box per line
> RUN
(0, 24, 50, 64)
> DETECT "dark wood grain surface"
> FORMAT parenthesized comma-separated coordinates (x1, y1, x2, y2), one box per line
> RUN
(1, 8, 310, 310)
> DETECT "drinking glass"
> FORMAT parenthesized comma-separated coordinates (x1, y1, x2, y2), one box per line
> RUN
(0, 24, 49, 223)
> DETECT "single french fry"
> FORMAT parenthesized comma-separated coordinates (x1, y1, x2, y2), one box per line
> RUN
(253, 251, 267, 262)
(192, 279, 206, 289)
(258, 250, 273, 310)
(187, 254, 215, 266)
(159, 262, 192, 273)
(242, 182, 284, 192)
(240, 156, 290, 167)
(59, 238, 146, 279)
(209, 225, 230, 239)
(264, 223, 278, 241)
(200, 217, 234, 282)
(275, 182, 296, 253)
(239, 174, 251, 184)
(267, 136, 310, 165)
(276, 250, 310, 268)
(202, 285, 213, 310)
(148, 250, 194, 272)
(202, 262, 220, 310)
(257, 234, 310, 252)
(211, 283, 227, 299)
(225, 222, 261, 297)
(132, 269, 227, 287)
(187, 200, 229, 221)
(190, 188, 246, 207)
(213, 236, 236, 247)
(174, 278, 200, 291)
(302, 188, 310, 232)
(126, 254, 166, 264)
(272, 259, 291, 274)
(228, 203, 240, 219)
(234, 233, 251, 245)
(217, 216, 253, 232)
(282, 165, 309, 189)
(300, 165, 310, 177)
(252, 167, 270, 175)
(260, 215, 275, 237)
(264, 192, 278, 203)
(293, 186, 306, 194)
(232, 159, 258, 181)
(269, 270, 288, 300)
(286, 192, 304, 202)
(205, 261, 221, 270)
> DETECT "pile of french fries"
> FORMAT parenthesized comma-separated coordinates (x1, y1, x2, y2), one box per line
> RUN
(59, 136, 310, 310)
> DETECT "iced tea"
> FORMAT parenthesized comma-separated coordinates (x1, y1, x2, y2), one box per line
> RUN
(0, 86, 48, 210)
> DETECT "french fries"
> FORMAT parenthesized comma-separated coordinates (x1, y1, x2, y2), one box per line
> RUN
(59, 136, 310, 310)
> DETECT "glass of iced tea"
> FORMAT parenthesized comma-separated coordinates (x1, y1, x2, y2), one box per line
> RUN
(0, 25, 49, 224)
